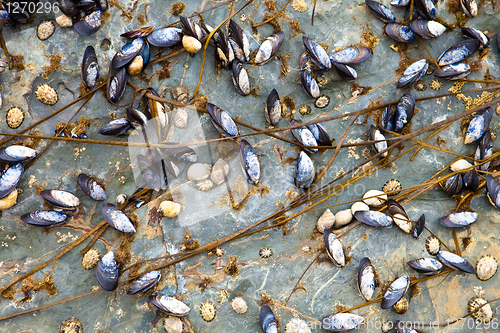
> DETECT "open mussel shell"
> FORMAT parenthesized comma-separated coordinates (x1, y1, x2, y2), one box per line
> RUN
(358, 257, 375, 301)
(0, 163, 24, 198)
(21, 210, 67, 226)
(354, 211, 393, 227)
(307, 123, 332, 146)
(434, 63, 471, 80)
(126, 108, 149, 129)
(96, 251, 119, 291)
(99, 118, 131, 136)
(127, 271, 161, 294)
(179, 15, 202, 39)
(137, 154, 166, 191)
(397, 59, 428, 88)
(295, 151, 315, 189)
(322, 313, 365, 332)
(413, 214, 426, 239)
(442, 173, 462, 196)
(332, 62, 357, 81)
(301, 69, 321, 98)
(265, 89, 282, 126)
(330, 46, 373, 65)
(0, 145, 37, 162)
(214, 30, 234, 69)
(462, 27, 489, 50)
(370, 125, 388, 158)
(409, 19, 446, 39)
(386, 199, 408, 218)
(255, 31, 285, 65)
(463, 169, 479, 191)
(407, 258, 443, 275)
(228, 19, 250, 63)
(385, 23, 416, 43)
(380, 105, 395, 132)
(486, 175, 500, 210)
(365, 0, 396, 22)
(41, 189, 80, 208)
(108, 68, 127, 103)
(161, 145, 198, 163)
(145, 87, 169, 128)
(112, 38, 145, 69)
(414, 0, 436, 19)
(81, 45, 99, 89)
(324, 229, 345, 267)
(381, 276, 409, 309)
(439, 211, 478, 228)
(475, 129, 492, 171)
(150, 295, 190, 316)
(206, 103, 239, 137)
(232, 60, 250, 96)
(303, 36, 331, 70)
(437, 39, 480, 67)
(240, 140, 260, 185)
(437, 251, 476, 274)
(147, 27, 182, 47)
(121, 26, 154, 38)
(78, 173, 107, 201)
(259, 305, 278, 333)
(74, 10, 101, 36)
(464, 107, 493, 144)
(394, 94, 414, 132)
(102, 203, 136, 234)
(460, 0, 478, 17)
(290, 119, 318, 153)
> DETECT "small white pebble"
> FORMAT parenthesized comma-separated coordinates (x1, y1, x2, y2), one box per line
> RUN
(159, 201, 181, 218)
(450, 159, 473, 172)
(363, 190, 387, 207)
(334, 209, 352, 228)
(351, 201, 369, 215)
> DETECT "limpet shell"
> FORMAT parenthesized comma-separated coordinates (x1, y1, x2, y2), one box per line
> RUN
(285, 317, 312, 333)
(425, 235, 440, 256)
(292, 0, 308, 12)
(231, 297, 248, 314)
(81, 248, 101, 270)
(6, 107, 25, 129)
(314, 94, 330, 108)
(196, 179, 214, 191)
(37, 20, 56, 41)
(200, 301, 217, 322)
(468, 297, 493, 321)
(298, 105, 311, 115)
(164, 316, 183, 333)
(393, 297, 408, 314)
(159, 201, 181, 218)
(382, 179, 402, 196)
(35, 84, 58, 105)
(259, 247, 273, 258)
(317, 209, 335, 233)
(59, 317, 83, 333)
(476, 255, 498, 281)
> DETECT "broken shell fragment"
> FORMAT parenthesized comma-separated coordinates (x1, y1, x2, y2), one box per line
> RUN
(160, 200, 181, 218)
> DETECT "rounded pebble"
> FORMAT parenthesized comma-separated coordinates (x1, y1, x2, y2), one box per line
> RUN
(173, 108, 188, 129)
(183, 35, 202, 53)
(0, 188, 17, 210)
(126, 55, 143, 76)
(450, 159, 473, 172)
(285, 317, 312, 333)
(164, 316, 183, 333)
(55, 13, 73, 27)
(363, 190, 387, 207)
(334, 209, 352, 228)
(210, 159, 229, 185)
(230, 297, 248, 314)
(351, 201, 369, 215)
(187, 163, 212, 181)
(317, 209, 335, 233)
(159, 200, 181, 218)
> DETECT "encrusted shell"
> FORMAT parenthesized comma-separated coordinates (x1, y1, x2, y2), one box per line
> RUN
(299, 105, 311, 115)
(6, 107, 25, 129)
(259, 247, 273, 258)
(0, 188, 17, 210)
(59, 317, 83, 333)
(200, 301, 217, 322)
(381, 321, 393, 333)
(37, 20, 56, 41)
(35, 84, 58, 105)
(363, 190, 387, 207)
(393, 297, 408, 314)
(231, 297, 248, 314)
(164, 316, 183, 333)
(292, 0, 308, 12)
(382, 179, 402, 196)
(468, 297, 493, 321)
(476, 255, 498, 281)
(285, 318, 312, 333)
(81, 248, 101, 270)
(314, 94, 330, 108)
(425, 235, 440, 255)
(173, 108, 189, 129)
(317, 209, 335, 233)
(196, 179, 214, 192)
(159, 201, 181, 218)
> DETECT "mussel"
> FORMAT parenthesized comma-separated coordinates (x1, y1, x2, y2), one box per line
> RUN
(394, 94, 415, 132)
(463, 169, 479, 191)
(303, 36, 331, 70)
(127, 108, 149, 129)
(301, 69, 321, 98)
(228, 19, 250, 63)
(407, 258, 443, 275)
(112, 37, 145, 69)
(21, 210, 67, 226)
(161, 145, 198, 163)
(391, 0, 410, 6)
(332, 62, 358, 81)
(370, 125, 388, 157)
(434, 63, 471, 80)
(137, 154, 167, 190)
(108, 68, 127, 103)
(324, 228, 345, 267)
(460, 0, 478, 17)
(290, 120, 318, 153)
(146, 87, 169, 128)
(74, 10, 101, 36)
(0, 145, 37, 162)
(437, 39, 480, 67)
(232, 60, 250, 96)
(464, 107, 492, 144)
(206, 103, 239, 137)
(150, 295, 190, 316)
(381, 276, 409, 309)
(439, 211, 478, 228)
(41, 189, 80, 208)
(254, 31, 285, 65)
(385, 23, 416, 43)
(358, 257, 376, 301)
(307, 123, 332, 146)
(365, 0, 396, 23)
(462, 27, 489, 50)
(259, 305, 278, 333)
(121, 26, 154, 39)
(437, 251, 476, 274)
(78, 173, 107, 201)
(146, 27, 183, 47)
(322, 313, 365, 332)
(295, 151, 315, 189)
(127, 271, 161, 294)
(397, 59, 428, 88)
(240, 140, 260, 185)
(102, 203, 136, 234)
(96, 251, 119, 291)
(414, 0, 436, 19)
(354, 211, 393, 227)
(59, 0, 78, 16)
(409, 19, 446, 39)
(330, 46, 373, 65)
(81, 46, 99, 89)
(213, 29, 234, 69)
(413, 214, 426, 239)
(265, 89, 282, 126)
(98, 118, 131, 136)
(386, 199, 412, 234)
(475, 130, 492, 171)
(179, 15, 203, 40)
